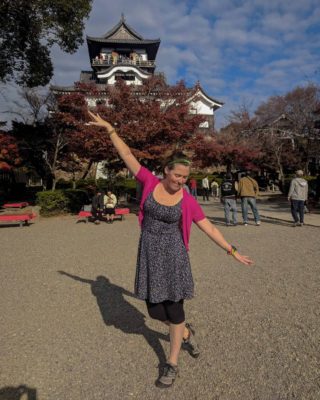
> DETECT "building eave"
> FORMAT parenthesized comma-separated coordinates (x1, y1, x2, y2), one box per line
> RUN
(97, 65, 151, 79)
(188, 87, 224, 111)
(86, 37, 161, 45)
(50, 85, 78, 93)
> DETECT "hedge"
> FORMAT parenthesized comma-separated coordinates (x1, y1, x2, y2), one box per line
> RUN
(36, 189, 90, 216)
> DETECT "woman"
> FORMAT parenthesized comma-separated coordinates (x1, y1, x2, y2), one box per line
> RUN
(104, 190, 117, 224)
(88, 111, 253, 388)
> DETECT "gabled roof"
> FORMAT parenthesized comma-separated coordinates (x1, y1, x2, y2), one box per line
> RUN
(87, 14, 160, 44)
(102, 13, 143, 40)
(188, 82, 224, 111)
(271, 113, 292, 124)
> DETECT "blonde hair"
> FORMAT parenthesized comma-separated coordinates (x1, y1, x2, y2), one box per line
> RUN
(163, 151, 191, 171)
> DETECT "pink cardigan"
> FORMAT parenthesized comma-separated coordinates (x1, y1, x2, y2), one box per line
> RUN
(135, 167, 206, 251)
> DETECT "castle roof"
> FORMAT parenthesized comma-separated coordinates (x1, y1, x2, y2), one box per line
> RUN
(188, 82, 224, 110)
(86, 14, 160, 60)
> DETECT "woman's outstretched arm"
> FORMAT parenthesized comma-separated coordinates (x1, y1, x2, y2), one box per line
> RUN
(87, 111, 141, 176)
(196, 218, 253, 266)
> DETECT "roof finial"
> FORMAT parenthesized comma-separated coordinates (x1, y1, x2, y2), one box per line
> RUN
(121, 13, 125, 22)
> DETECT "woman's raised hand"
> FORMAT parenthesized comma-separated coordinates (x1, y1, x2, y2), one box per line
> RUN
(87, 110, 114, 133)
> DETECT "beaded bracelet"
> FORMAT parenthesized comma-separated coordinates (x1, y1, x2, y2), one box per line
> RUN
(227, 245, 237, 256)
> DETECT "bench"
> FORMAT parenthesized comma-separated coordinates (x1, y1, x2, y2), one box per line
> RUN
(0, 212, 36, 227)
(78, 208, 130, 223)
(3, 202, 29, 209)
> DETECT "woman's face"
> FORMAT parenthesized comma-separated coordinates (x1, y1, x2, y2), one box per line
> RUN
(164, 164, 190, 192)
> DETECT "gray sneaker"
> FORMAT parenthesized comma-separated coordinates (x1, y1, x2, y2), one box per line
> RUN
(156, 363, 178, 388)
(182, 323, 200, 358)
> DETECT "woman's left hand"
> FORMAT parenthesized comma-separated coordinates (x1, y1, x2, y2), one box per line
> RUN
(233, 251, 254, 266)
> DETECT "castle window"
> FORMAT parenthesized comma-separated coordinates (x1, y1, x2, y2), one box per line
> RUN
(96, 99, 106, 106)
(115, 74, 135, 81)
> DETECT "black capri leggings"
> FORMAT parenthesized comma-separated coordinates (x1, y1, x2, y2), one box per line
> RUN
(145, 299, 185, 324)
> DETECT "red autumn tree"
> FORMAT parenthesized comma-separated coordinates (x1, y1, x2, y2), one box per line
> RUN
(191, 130, 261, 172)
(54, 91, 114, 180)
(83, 76, 205, 171)
(0, 130, 21, 170)
(46, 76, 204, 184)
(192, 103, 262, 172)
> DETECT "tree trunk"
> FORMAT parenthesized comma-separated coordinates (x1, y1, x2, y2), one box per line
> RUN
(93, 162, 98, 182)
(52, 177, 57, 191)
(278, 164, 284, 188)
(81, 159, 93, 179)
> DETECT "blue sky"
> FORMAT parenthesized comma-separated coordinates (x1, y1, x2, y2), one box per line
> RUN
(2, 0, 320, 129)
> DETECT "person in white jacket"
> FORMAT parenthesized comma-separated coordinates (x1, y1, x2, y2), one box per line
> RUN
(104, 190, 117, 224)
(288, 170, 308, 226)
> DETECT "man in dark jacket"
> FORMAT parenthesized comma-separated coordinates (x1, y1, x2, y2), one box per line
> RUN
(221, 173, 238, 226)
(91, 190, 104, 224)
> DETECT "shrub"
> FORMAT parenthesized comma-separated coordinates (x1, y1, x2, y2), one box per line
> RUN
(36, 190, 69, 216)
(75, 178, 96, 190)
(64, 189, 90, 213)
(36, 189, 90, 215)
(56, 179, 73, 189)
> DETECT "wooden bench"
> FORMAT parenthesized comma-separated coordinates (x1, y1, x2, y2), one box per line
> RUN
(0, 212, 36, 227)
(78, 208, 130, 223)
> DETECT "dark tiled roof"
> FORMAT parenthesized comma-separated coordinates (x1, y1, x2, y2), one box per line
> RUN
(86, 37, 160, 45)
(50, 85, 77, 92)
(87, 15, 159, 44)
(80, 71, 95, 82)
(101, 15, 143, 40)
(188, 84, 224, 108)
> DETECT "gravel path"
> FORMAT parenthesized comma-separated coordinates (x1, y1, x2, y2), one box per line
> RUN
(1, 207, 319, 400)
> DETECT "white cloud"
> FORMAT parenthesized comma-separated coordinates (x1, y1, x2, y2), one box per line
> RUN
(1, 0, 320, 131)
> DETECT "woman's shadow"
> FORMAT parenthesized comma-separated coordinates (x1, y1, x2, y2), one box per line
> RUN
(58, 271, 168, 367)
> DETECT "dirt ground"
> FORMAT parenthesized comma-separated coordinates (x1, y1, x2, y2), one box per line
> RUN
(1, 206, 319, 400)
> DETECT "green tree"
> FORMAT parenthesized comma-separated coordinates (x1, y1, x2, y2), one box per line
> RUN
(0, 0, 92, 87)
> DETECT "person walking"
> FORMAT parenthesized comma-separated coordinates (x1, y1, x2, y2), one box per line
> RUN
(238, 171, 261, 226)
(189, 178, 197, 199)
(288, 170, 308, 226)
(104, 190, 117, 224)
(202, 175, 210, 201)
(221, 173, 238, 226)
(211, 179, 219, 199)
(88, 111, 253, 388)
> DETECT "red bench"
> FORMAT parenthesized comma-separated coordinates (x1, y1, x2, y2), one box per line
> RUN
(3, 202, 29, 208)
(0, 212, 36, 227)
(78, 208, 130, 223)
